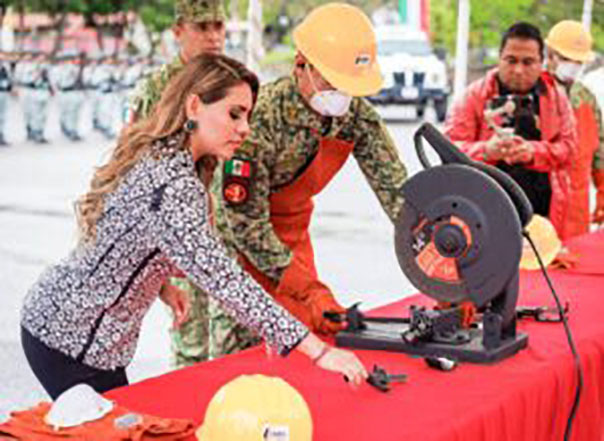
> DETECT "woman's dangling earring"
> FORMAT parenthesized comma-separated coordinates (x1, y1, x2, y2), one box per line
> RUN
(184, 119, 198, 132)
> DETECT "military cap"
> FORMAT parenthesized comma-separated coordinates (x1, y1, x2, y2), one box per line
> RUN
(174, 0, 226, 23)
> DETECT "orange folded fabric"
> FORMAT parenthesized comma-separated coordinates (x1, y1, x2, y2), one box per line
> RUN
(0, 402, 194, 441)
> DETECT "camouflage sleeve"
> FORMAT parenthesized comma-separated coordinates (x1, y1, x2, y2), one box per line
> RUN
(219, 107, 293, 284)
(592, 93, 604, 171)
(571, 83, 604, 171)
(129, 74, 161, 121)
(352, 100, 408, 223)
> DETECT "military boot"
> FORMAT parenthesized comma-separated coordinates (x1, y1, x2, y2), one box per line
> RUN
(33, 131, 49, 144)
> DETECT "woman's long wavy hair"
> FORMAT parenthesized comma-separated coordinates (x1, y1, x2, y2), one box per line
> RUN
(75, 53, 259, 243)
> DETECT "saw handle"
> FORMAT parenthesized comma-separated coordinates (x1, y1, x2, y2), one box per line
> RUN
(412, 123, 533, 227)
(414, 122, 472, 169)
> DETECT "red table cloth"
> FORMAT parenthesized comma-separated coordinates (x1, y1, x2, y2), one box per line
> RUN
(107, 231, 604, 441)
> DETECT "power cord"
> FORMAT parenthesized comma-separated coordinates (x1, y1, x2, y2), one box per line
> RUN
(523, 231, 583, 441)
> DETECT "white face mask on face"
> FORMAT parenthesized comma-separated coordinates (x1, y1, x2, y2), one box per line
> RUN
(309, 90, 353, 117)
(555, 61, 582, 83)
(306, 65, 352, 117)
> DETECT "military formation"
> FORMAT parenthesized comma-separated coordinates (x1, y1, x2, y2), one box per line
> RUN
(0, 50, 157, 146)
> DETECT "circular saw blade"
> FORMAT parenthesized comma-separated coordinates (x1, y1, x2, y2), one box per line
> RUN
(393, 164, 523, 307)
(395, 200, 471, 304)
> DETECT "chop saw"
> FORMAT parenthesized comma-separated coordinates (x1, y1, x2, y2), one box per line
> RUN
(334, 123, 534, 363)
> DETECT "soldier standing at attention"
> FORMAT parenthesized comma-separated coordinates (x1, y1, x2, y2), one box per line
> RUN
(53, 52, 86, 141)
(129, 0, 227, 368)
(205, 3, 408, 359)
(119, 57, 144, 125)
(129, 0, 225, 121)
(0, 52, 14, 146)
(15, 52, 37, 142)
(84, 56, 104, 133)
(22, 52, 53, 144)
(97, 56, 122, 139)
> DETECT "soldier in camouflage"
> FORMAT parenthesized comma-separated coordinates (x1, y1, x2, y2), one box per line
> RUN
(546, 21, 604, 235)
(0, 51, 13, 146)
(52, 52, 86, 141)
(569, 82, 604, 224)
(19, 52, 53, 144)
(210, 3, 408, 358)
(128, 0, 227, 368)
(129, 0, 225, 121)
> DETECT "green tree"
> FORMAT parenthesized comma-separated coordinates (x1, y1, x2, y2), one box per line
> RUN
(137, 0, 173, 55)
(12, 0, 143, 54)
(431, 0, 604, 64)
(236, 0, 390, 46)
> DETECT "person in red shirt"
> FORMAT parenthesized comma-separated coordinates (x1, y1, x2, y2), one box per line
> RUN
(444, 22, 577, 239)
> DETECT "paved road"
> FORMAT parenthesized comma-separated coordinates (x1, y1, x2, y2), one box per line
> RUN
(0, 96, 441, 416)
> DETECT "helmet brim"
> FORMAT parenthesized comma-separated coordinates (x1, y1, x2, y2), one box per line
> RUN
(314, 58, 383, 97)
(546, 38, 595, 63)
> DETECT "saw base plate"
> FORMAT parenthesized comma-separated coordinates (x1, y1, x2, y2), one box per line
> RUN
(336, 318, 528, 364)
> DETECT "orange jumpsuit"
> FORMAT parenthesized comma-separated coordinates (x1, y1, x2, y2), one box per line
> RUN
(239, 136, 354, 333)
(562, 81, 604, 236)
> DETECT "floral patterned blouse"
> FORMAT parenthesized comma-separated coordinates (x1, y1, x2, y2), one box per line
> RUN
(21, 132, 308, 370)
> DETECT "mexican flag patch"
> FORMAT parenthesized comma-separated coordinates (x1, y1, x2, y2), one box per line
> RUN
(224, 159, 251, 177)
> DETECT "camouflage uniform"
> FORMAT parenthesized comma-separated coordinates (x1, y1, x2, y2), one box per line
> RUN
(0, 57, 13, 145)
(210, 75, 407, 356)
(21, 55, 52, 143)
(569, 81, 604, 173)
(84, 60, 104, 132)
(129, 57, 184, 121)
(568, 80, 604, 231)
(128, 0, 226, 368)
(129, 0, 225, 120)
(52, 57, 85, 141)
(174, 0, 224, 22)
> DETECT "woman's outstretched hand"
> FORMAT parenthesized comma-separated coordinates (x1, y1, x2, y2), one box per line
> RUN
(297, 333, 368, 387)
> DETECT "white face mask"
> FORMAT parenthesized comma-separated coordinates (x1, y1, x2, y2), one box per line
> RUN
(309, 90, 353, 117)
(306, 65, 352, 117)
(555, 61, 582, 83)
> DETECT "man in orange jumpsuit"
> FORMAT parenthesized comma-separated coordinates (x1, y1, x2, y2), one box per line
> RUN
(546, 20, 604, 236)
(208, 3, 408, 356)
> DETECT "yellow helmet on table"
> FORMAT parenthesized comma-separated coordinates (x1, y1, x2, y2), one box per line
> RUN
(292, 2, 383, 97)
(519, 215, 562, 270)
(196, 374, 312, 441)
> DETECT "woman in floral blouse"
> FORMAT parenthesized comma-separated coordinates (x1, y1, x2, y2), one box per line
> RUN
(20, 53, 367, 399)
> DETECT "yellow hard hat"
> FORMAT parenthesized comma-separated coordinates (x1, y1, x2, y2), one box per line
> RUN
(292, 2, 382, 97)
(546, 20, 594, 63)
(519, 215, 562, 271)
(196, 375, 312, 441)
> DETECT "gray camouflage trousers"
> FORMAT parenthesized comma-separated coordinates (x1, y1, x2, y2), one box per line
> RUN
(23, 88, 50, 138)
(58, 90, 84, 139)
(0, 92, 8, 140)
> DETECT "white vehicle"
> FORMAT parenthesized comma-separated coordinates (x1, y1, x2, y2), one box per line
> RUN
(369, 25, 450, 122)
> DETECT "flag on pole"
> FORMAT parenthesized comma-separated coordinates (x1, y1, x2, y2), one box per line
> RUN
(399, 0, 408, 24)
